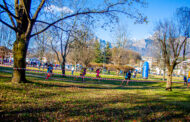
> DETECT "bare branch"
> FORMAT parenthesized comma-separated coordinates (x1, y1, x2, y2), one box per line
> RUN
(182, 40, 187, 61)
(51, 40, 61, 63)
(35, 20, 69, 32)
(15, 0, 19, 17)
(3, 0, 16, 28)
(30, 2, 142, 38)
(0, 4, 18, 19)
(176, 37, 187, 58)
(0, 19, 16, 31)
(32, 0, 45, 20)
(0, 10, 6, 14)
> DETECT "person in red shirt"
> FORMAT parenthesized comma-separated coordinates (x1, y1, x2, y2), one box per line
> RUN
(96, 69, 101, 78)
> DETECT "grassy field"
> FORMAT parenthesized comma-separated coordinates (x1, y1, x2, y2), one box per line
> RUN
(0, 71, 190, 121)
(0, 66, 184, 82)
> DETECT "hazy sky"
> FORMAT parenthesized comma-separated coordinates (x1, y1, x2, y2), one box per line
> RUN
(96, 0, 190, 42)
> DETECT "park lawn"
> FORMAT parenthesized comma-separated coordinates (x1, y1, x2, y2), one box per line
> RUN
(0, 71, 190, 121)
(0, 66, 184, 82)
(24, 66, 185, 82)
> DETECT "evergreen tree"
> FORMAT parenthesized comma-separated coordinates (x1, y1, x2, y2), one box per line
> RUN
(94, 40, 103, 63)
(104, 42, 112, 64)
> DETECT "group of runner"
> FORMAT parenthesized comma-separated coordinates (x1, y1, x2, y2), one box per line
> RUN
(80, 68, 101, 78)
(45, 65, 134, 86)
(46, 66, 102, 80)
(45, 66, 190, 87)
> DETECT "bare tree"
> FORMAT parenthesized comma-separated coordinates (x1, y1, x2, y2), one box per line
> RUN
(151, 32, 166, 80)
(111, 25, 129, 65)
(0, 0, 146, 83)
(67, 25, 95, 68)
(155, 18, 189, 91)
(33, 32, 48, 63)
(50, 20, 77, 74)
(67, 40, 82, 71)
(79, 39, 95, 67)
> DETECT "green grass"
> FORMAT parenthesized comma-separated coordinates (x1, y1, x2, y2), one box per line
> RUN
(0, 71, 190, 121)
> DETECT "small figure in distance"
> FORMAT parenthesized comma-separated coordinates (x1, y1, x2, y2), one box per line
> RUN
(108, 69, 110, 75)
(80, 67, 86, 82)
(71, 66, 75, 75)
(184, 75, 187, 85)
(133, 70, 137, 78)
(127, 70, 132, 80)
(96, 68, 101, 78)
(80, 68, 84, 76)
(83, 68, 86, 76)
(188, 71, 190, 87)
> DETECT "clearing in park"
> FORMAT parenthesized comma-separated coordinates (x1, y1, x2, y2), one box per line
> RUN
(0, 68, 190, 121)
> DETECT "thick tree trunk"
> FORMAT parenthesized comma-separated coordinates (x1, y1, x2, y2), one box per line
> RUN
(166, 71, 173, 91)
(11, 37, 28, 83)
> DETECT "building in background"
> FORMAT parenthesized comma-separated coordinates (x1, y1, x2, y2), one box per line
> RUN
(0, 46, 12, 64)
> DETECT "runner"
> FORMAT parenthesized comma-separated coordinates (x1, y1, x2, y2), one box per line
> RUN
(80, 68, 86, 82)
(96, 69, 101, 78)
(120, 71, 129, 86)
(46, 64, 53, 79)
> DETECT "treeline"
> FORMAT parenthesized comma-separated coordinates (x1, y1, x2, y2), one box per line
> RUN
(67, 37, 141, 67)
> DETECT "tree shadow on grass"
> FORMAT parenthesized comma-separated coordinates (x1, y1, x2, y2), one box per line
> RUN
(1, 91, 190, 121)
(28, 74, 187, 91)
(0, 75, 12, 82)
(26, 79, 167, 91)
(0, 73, 185, 92)
(26, 72, 166, 87)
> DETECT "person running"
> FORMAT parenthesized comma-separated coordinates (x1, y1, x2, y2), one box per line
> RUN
(80, 68, 84, 76)
(120, 71, 129, 86)
(46, 64, 53, 79)
(96, 69, 101, 78)
(80, 68, 86, 82)
(127, 70, 132, 80)
(83, 68, 86, 76)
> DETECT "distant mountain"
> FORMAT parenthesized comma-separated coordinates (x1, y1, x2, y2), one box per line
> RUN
(128, 37, 155, 57)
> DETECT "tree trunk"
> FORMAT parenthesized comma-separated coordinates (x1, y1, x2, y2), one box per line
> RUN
(11, 37, 28, 83)
(1, 56, 4, 64)
(163, 67, 166, 81)
(61, 59, 66, 75)
(166, 71, 173, 91)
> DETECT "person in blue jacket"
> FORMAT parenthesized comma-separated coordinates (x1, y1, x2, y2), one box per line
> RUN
(184, 75, 187, 85)
(120, 71, 129, 86)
